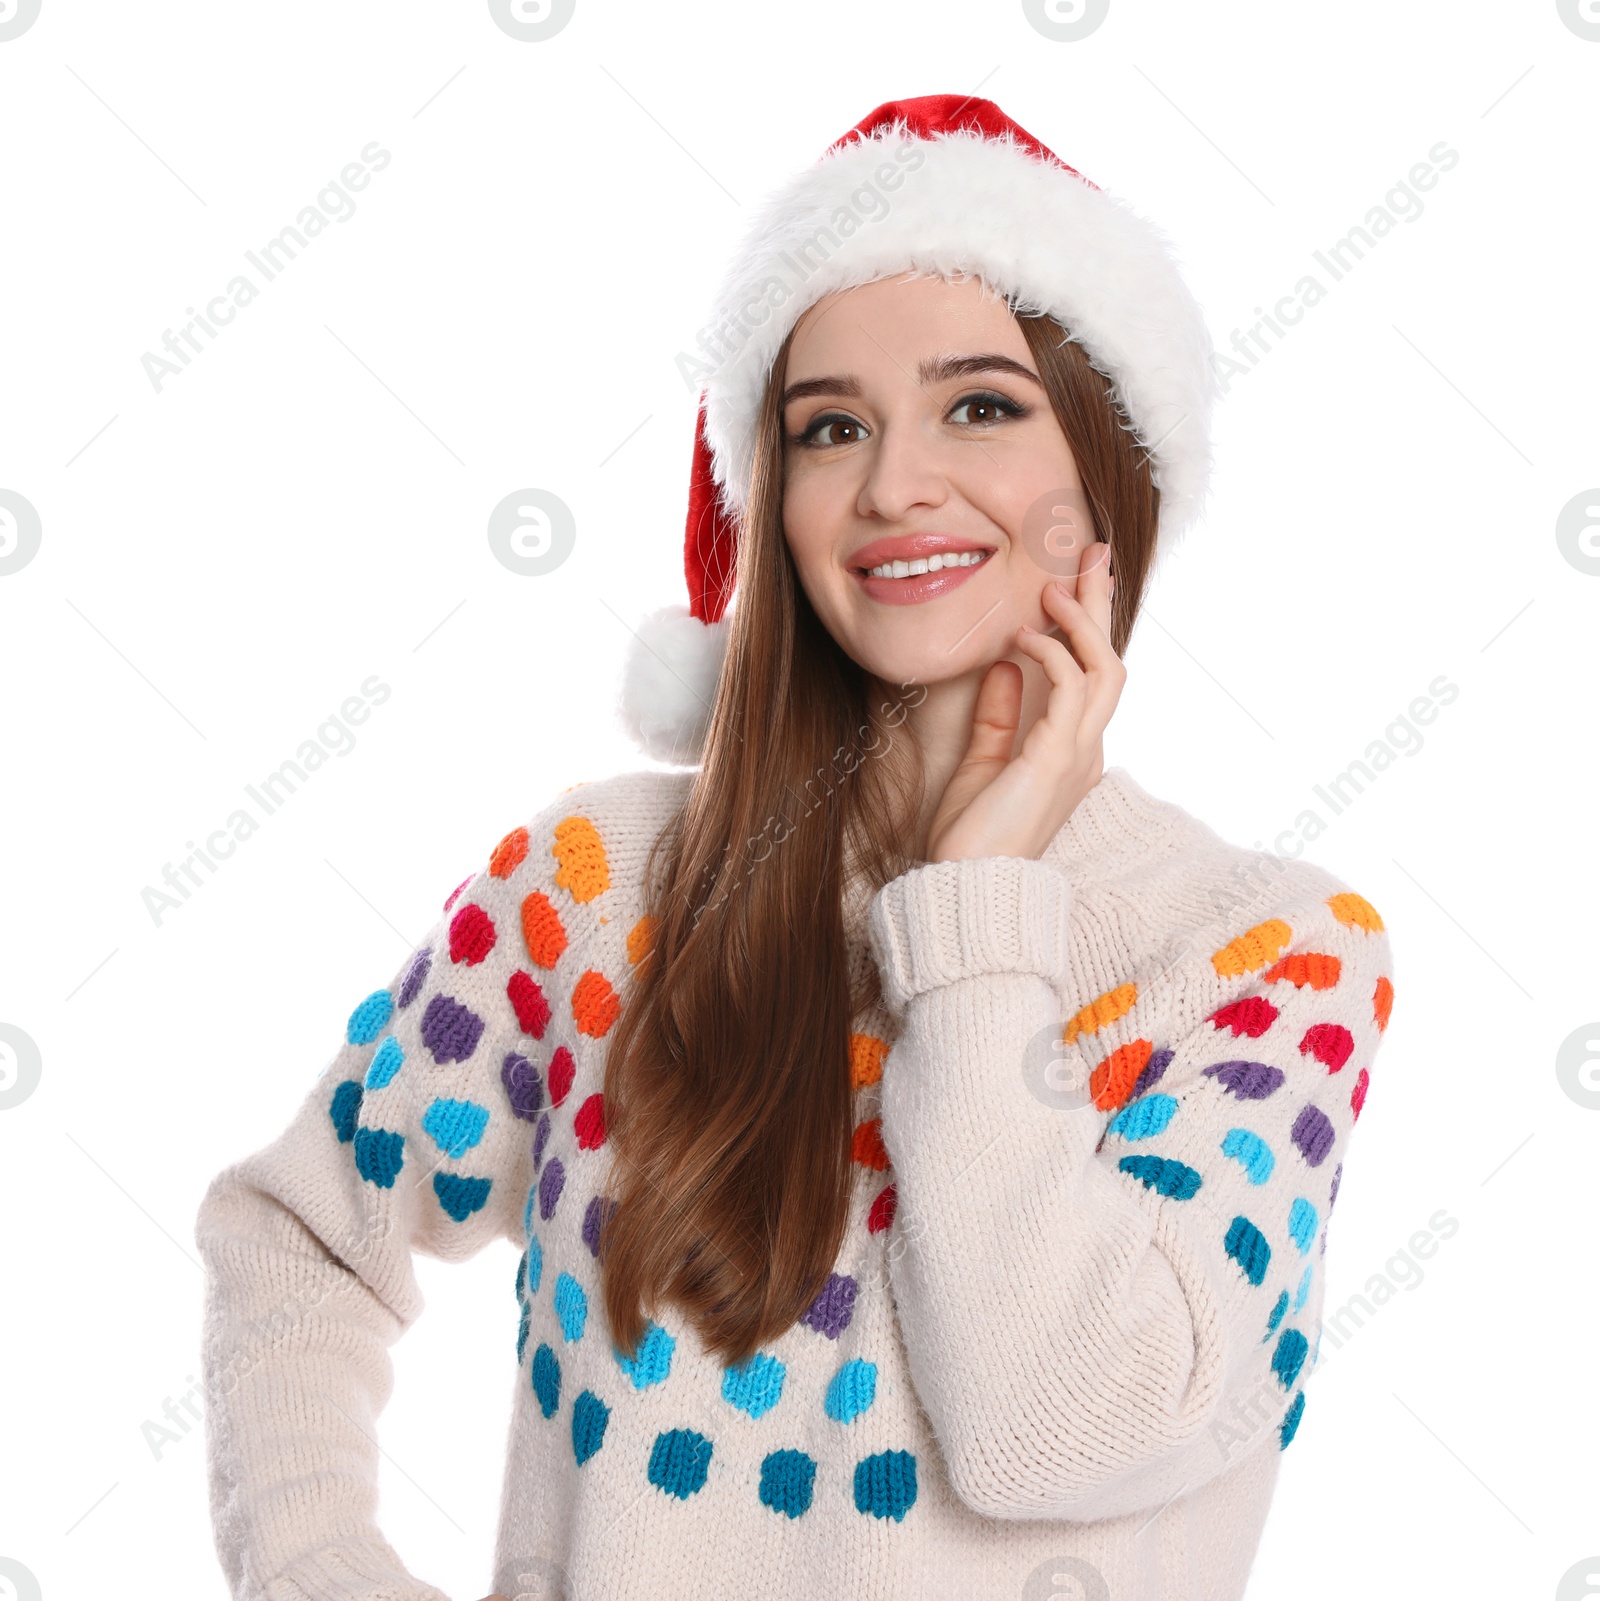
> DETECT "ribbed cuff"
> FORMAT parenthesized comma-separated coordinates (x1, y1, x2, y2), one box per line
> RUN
(867, 855, 1073, 1018)
(258, 1537, 453, 1601)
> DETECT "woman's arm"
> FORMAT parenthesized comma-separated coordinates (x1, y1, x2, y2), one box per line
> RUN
(867, 853, 1393, 1523)
(195, 806, 565, 1600)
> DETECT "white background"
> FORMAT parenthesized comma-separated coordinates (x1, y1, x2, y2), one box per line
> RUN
(1, 1, 1596, 1597)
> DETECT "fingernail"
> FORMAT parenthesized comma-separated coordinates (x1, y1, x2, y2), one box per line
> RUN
(1052, 580, 1070, 596)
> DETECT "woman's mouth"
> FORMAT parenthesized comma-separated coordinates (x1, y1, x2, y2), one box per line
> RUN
(848, 541, 995, 607)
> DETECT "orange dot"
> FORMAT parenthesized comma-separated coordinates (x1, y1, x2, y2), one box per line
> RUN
(1212, 919, 1293, 979)
(1064, 982, 1137, 1044)
(553, 816, 610, 904)
(520, 890, 568, 970)
(1328, 892, 1384, 933)
(1263, 952, 1342, 990)
(627, 915, 658, 966)
(1373, 974, 1394, 1031)
(1091, 1038, 1154, 1112)
(852, 1118, 890, 1171)
(572, 969, 621, 1038)
(489, 826, 530, 879)
(850, 1034, 889, 1091)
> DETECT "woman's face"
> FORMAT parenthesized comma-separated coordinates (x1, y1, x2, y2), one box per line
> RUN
(781, 273, 1093, 689)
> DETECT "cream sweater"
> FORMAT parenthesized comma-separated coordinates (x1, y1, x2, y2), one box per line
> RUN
(194, 765, 1396, 1601)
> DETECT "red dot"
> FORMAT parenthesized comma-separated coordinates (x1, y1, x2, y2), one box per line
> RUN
(548, 1045, 576, 1108)
(449, 903, 497, 966)
(574, 1092, 606, 1150)
(867, 1183, 897, 1234)
(1351, 1067, 1370, 1120)
(507, 971, 551, 1038)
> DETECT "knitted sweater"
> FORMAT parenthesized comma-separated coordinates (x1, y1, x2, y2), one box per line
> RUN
(194, 764, 1396, 1601)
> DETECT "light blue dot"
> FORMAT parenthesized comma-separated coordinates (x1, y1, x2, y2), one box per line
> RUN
(421, 1097, 490, 1159)
(554, 1272, 588, 1342)
(1220, 1127, 1275, 1184)
(614, 1321, 675, 1390)
(1288, 1197, 1318, 1255)
(825, 1359, 878, 1424)
(1292, 1262, 1313, 1312)
(1108, 1093, 1178, 1141)
(722, 1353, 786, 1419)
(347, 989, 393, 1045)
(525, 1234, 543, 1295)
(364, 1036, 404, 1090)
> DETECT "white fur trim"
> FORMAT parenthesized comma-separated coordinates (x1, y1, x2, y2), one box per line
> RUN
(698, 122, 1219, 558)
(616, 604, 728, 765)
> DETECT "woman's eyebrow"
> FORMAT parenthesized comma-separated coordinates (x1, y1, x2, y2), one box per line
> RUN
(917, 352, 1043, 387)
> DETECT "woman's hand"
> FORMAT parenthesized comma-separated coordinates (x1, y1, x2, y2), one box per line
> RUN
(925, 542, 1122, 864)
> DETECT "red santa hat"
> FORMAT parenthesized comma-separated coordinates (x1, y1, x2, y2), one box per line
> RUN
(618, 93, 1218, 764)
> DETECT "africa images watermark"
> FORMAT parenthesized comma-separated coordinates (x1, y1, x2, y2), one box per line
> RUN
(1212, 140, 1460, 393)
(140, 141, 392, 393)
(139, 674, 391, 926)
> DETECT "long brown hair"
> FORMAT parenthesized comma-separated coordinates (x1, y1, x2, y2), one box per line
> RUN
(598, 299, 1160, 1367)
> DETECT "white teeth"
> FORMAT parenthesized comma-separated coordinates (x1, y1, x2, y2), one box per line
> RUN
(866, 550, 985, 579)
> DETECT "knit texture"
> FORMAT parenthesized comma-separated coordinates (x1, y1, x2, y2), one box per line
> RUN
(194, 766, 1395, 1601)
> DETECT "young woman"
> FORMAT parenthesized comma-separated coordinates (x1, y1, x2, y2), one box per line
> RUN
(196, 96, 1395, 1601)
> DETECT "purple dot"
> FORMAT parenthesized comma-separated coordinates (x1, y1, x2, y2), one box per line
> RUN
(420, 993, 485, 1065)
(532, 1111, 552, 1171)
(397, 947, 432, 1009)
(501, 1052, 544, 1122)
(799, 1273, 857, 1340)
(1131, 1046, 1174, 1099)
(583, 1194, 618, 1259)
(1203, 1061, 1285, 1100)
(539, 1156, 566, 1221)
(1291, 1104, 1335, 1167)
(1328, 1161, 1343, 1211)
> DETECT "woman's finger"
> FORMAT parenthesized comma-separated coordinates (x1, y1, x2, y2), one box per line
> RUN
(1034, 580, 1124, 733)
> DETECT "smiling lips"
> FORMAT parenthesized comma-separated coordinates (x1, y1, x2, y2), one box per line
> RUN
(848, 534, 995, 607)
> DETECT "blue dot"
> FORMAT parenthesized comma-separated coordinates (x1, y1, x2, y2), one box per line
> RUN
(1279, 1390, 1306, 1449)
(1118, 1155, 1202, 1199)
(1288, 1197, 1318, 1255)
(853, 1450, 917, 1521)
(1220, 1127, 1275, 1185)
(532, 1343, 560, 1418)
(1107, 1093, 1178, 1141)
(1225, 1215, 1271, 1286)
(353, 1126, 404, 1187)
(347, 989, 393, 1045)
(825, 1359, 878, 1425)
(759, 1449, 816, 1518)
(554, 1272, 588, 1342)
(329, 1080, 363, 1143)
(1264, 1290, 1289, 1340)
(421, 1097, 491, 1159)
(647, 1429, 712, 1499)
(516, 1302, 530, 1365)
(525, 1235, 543, 1295)
(1271, 1328, 1309, 1391)
(364, 1036, 405, 1090)
(571, 1390, 609, 1465)
(722, 1353, 786, 1419)
(1292, 1263, 1313, 1312)
(614, 1321, 675, 1390)
(524, 1183, 538, 1238)
(433, 1172, 491, 1221)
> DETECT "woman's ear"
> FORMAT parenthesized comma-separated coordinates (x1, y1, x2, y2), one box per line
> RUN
(617, 604, 730, 766)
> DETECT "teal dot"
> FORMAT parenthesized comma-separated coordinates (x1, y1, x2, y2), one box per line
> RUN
(1224, 1215, 1271, 1286)
(853, 1450, 917, 1521)
(554, 1272, 588, 1342)
(1279, 1390, 1306, 1449)
(329, 1080, 363, 1143)
(1118, 1155, 1202, 1199)
(353, 1126, 404, 1187)
(347, 989, 393, 1045)
(572, 1390, 609, 1465)
(759, 1449, 815, 1518)
(824, 1359, 878, 1424)
(526, 1235, 543, 1295)
(722, 1353, 786, 1419)
(432, 1172, 491, 1221)
(614, 1321, 675, 1390)
(647, 1428, 712, 1499)
(532, 1343, 560, 1418)
(516, 1302, 530, 1364)
(364, 1036, 404, 1090)
(1271, 1328, 1309, 1391)
(1264, 1290, 1289, 1340)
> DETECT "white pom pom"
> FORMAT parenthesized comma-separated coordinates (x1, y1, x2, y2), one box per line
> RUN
(616, 604, 729, 765)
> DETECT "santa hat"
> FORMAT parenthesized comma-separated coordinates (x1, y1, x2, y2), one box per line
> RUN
(618, 93, 1218, 765)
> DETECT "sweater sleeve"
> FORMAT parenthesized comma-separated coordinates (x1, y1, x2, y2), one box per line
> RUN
(866, 853, 1395, 1523)
(194, 815, 565, 1600)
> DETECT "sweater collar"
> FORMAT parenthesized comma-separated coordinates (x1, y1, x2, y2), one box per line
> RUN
(1041, 765, 1191, 875)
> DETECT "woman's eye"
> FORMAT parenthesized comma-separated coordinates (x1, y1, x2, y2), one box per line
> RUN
(797, 414, 867, 447)
(948, 391, 1025, 426)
